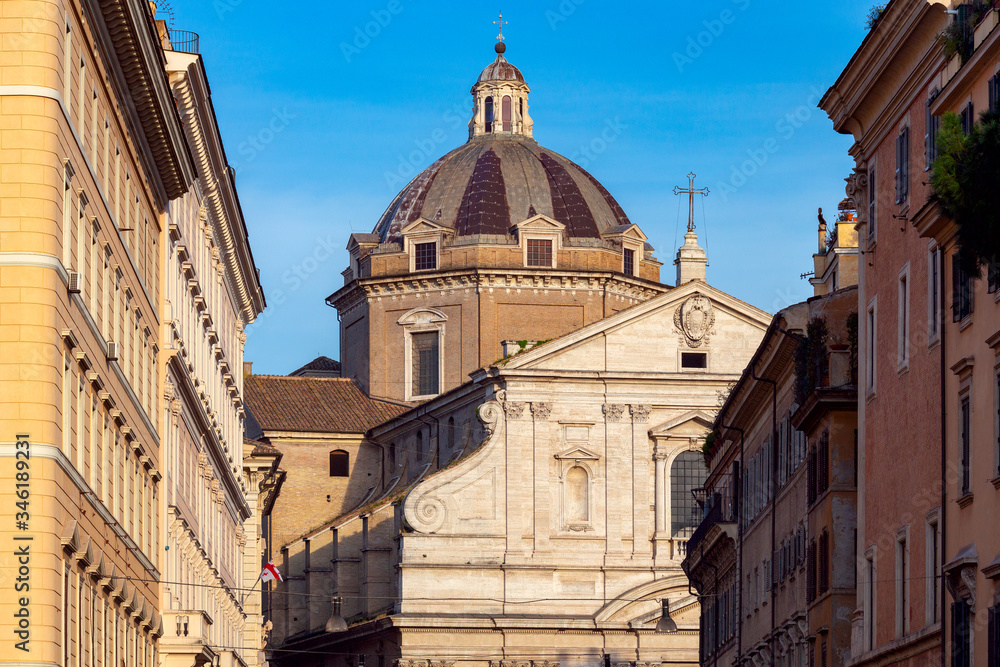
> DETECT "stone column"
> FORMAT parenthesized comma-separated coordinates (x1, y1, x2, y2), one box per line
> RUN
(630, 405, 652, 557)
(603, 404, 627, 556)
(531, 402, 552, 554)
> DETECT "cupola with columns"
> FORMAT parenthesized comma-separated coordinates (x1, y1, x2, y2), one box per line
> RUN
(468, 13, 534, 139)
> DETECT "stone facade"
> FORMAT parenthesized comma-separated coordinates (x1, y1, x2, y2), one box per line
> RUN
(265, 281, 771, 666)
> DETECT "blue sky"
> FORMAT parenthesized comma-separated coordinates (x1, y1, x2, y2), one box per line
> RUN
(166, 0, 874, 375)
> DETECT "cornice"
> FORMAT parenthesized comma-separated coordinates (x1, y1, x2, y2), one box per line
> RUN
(167, 53, 265, 324)
(88, 0, 196, 201)
(327, 269, 667, 312)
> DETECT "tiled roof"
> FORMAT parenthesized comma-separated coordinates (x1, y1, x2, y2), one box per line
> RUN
(244, 376, 407, 434)
(289, 355, 341, 376)
(244, 437, 281, 457)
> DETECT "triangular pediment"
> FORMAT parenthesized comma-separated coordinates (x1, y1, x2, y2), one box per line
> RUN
(601, 223, 648, 242)
(649, 410, 716, 437)
(497, 280, 771, 375)
(400, 218, 454, 236)
(513, 214, 565, 233)
(554, 446, 600, 461)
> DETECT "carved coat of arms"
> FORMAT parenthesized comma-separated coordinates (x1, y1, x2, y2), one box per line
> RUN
(674, 294, 715, 348)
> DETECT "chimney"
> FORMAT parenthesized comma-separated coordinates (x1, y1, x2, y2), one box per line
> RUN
(818, 207, 828, 253)
(243, 361, 253, 376)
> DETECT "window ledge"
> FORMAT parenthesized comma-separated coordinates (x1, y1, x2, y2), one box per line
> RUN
(957, 493, 974, 509)
(990, 475, 1000, 491)
(897, 361, 910, 377)
(959, 315, 974, 332)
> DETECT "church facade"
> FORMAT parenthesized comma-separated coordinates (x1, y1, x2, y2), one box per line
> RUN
(258, 32, 771, 667)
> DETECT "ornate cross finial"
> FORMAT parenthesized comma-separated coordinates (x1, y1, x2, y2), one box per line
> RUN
(494, 11, 508, 43)
(673, 172, 710, 233)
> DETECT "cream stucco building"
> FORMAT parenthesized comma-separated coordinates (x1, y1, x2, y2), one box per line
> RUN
(0, 2, 267, 666)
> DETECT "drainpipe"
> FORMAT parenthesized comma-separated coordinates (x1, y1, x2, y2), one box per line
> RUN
(750, 362, 777, 667)
(720, 423, 746, 663)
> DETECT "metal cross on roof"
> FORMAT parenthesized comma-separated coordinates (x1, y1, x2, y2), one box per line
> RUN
(494, 12, 508, 43)
(673, 172, 710, 233)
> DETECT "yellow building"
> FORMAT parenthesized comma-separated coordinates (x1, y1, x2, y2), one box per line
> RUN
(0, 1, 265, 665)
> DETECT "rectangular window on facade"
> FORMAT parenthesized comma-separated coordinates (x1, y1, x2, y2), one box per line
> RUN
(867, 302, 876, 393)
(866, 555, 876, 651)
(990, 73, 1000, 112)
(806, 540, 817, 603)
(411, 331, 440, 397)
(996, 372, 1000, 478)
(896, 533, 909, 637)
(414, 242, 437, 271)
(926, 94, 940, 169)
(681, 352, 707, 369)
(818, 530, 829, 595)
(960, 396, 972, 496)
(896, 127, 910, 204)
(526, 238, 553, 267)
(868, 166, 877, 239)
(961, 102, 974, 136)
(953, 600, 972, 667)
(623, 247, 634, 276)
(898, 269, 909, 367)
(927, 516, 941, 625)
(988, 260, 999, 295)
(929, 246, 940, 340)
(953, 254, 974, 321)
(988, 603, 999, 667)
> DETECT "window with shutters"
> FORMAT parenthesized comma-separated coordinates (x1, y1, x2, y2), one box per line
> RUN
(502, 95, 512, 132)
(953, 254, 974, 322)
(807, 540, 817, 603)
(898, 265, 910, 369)
(895, 127, 910, 205)
(926, 512, 941, 625)
(991, 74, 1000, 112)
(960, 102, 974, 136)
(865, 552, 876, 651)
(952, 599, 972, 667)
(818, 530, 829, 596)
(960, 396, 972, 496)
(807, 446, 818, 506)
(329, 450, 349, 477)
(926, 93, 940, 169)
(995, 372, 1000, 478)
(895, 530, 909, 637)
(928, 245, 941, 342)
(868, 166, 877, 239)
(988, 259, 999, 295)
(817, 432, 830, 496)
(411, 331, 440, 398)
(867, 299, 877, 394)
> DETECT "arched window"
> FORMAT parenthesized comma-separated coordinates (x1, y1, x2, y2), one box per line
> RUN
(566, 466, 589, 523)
(484, 97, 494, 133)
(671, 451, 707, 536)
(519, 97, 524, 121)
(329, 450, 349, 477)
(502, 95, 512, 132)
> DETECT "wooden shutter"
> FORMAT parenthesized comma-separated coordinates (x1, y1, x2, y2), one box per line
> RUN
(807, 540, 817, 603)
(807, 447, 817, 505)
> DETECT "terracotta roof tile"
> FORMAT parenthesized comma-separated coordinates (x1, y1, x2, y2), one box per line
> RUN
(244, 376, 407, 434)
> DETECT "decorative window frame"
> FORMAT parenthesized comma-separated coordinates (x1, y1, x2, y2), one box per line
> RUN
(866, 296, 878, 399)
(678, 349, 710, 372)
(864, 545, 878, 652)
(514, 214, 565, 269)
(602, 223, 648, 277)
(398, 307, 447, 402)
(400, 218, 453, 273)
(895, 525, 911, 638)
(925, 507, 942, 625)
(927, 242, 941, 348)
(953, 355, 975, 504)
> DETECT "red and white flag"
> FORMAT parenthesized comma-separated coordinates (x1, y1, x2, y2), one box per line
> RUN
(260, 560, 282, 583)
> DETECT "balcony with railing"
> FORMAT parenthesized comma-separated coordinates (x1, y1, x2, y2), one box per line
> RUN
(168, 29, 200, 54)
(685, 489, 738, 560)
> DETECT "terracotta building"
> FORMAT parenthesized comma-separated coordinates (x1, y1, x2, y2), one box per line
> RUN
(821, 1, 951, 664)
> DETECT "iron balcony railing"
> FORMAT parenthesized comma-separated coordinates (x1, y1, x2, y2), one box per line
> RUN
(686, 491, 737, 558)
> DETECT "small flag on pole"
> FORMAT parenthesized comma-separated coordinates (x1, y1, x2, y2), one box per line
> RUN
(260, 560, 282, 583)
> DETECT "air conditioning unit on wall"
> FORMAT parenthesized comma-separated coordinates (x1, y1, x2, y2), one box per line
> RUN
(106, 341, 120, 361)
(68, 272, 83, 293)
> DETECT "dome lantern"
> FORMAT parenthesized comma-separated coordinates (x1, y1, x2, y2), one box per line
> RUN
(469, 15, 533, 140)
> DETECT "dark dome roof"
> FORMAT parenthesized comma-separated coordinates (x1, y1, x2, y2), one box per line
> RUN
(374, 135, 634, 243)
(478, 54, 524, 83)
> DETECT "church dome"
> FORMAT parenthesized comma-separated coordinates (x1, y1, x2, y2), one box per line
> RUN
(374, 135, 633, 243)
(477, 54, 524, 83)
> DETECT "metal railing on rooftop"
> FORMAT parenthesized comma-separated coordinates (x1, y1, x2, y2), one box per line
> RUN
(169, 30, 200, 54)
